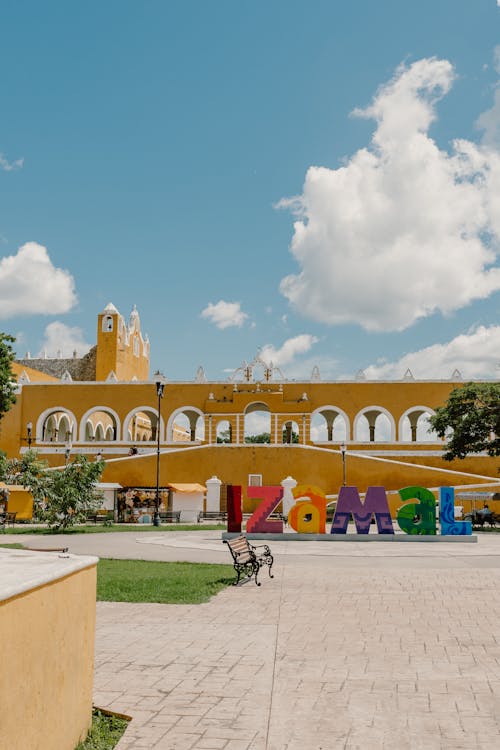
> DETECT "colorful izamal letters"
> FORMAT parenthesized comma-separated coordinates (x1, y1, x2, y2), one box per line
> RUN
(227, 485, 472, 536)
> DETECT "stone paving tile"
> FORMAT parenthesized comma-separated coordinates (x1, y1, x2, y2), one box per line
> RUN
(93, 539, 500, 749)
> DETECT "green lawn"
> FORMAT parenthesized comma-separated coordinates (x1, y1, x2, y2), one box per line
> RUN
(97, 558, 234, 604)
(7, 523, 225, 535)
(0, 542, 25, 548)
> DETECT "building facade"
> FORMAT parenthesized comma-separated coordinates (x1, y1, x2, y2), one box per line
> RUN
(1, 304, 499, 512)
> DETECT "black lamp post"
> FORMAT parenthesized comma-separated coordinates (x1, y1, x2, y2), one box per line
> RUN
(340, 442, 347, 486)
(26, 422, 32, 449)
(154, 372, 166, 527)
(65, 435, 72, 465)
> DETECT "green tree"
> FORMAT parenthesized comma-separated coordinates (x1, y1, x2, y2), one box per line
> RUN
(1, 451, 105, 529)
(42, 456, 105, 530)
(244, 432, 271, 444)
(0, 332, 16, 422)
(429, 382, 500, 461)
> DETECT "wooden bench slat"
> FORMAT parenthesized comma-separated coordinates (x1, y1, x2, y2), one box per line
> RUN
(223, 536, 274, 587)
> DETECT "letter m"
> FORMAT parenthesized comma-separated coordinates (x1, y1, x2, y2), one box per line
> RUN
(331, 486, 394, 535)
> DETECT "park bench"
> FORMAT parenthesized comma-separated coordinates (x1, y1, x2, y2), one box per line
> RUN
(85, 511, 111, 525)
(463, 511, 500, 529)
(0, 512, 17, 532)
(198, 511, 227, 523)
(223, 535, 274, 586)
(159, 511, 181, 523)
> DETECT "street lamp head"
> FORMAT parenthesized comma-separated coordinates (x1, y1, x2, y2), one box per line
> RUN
(340, 441, 347, 486)
(153, 370, 167, 398)
(26, 422, 32, 434)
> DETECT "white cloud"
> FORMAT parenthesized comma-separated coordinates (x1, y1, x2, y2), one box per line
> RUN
(476, 46, 500, 147)
(0, 152, 23, 171)
(260, 334, 319, 367)
(244, 411, 271, 436)
(0, 242, 77, 319)
(38, 322, 92, 358)
(201, 300, 248, 329)
(279, 57, 500, 332)
(363, 325, 500, 379)
(288, 353, 340, 379)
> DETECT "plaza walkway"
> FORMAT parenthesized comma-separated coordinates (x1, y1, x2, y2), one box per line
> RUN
(82, 532, 500, 750)
(4, 529, 500, 747)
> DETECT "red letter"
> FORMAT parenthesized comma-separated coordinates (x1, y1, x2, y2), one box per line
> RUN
(246, 486, 284, 533)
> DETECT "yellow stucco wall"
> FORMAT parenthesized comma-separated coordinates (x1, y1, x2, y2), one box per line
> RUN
(0, 485, 34, 520)
(2, 377, 499, 509)
(0, 564, 96, 750)
(101, 445, 499, 513)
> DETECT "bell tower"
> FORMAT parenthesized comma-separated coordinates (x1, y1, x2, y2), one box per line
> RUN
(95, 302, 150, 381)
(96, 303, 121, 381)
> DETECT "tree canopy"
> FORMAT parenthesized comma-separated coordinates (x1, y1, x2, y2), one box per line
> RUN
(0, 332, 16, 422)
(429, 382, 500, 461)
(1, 451, 105, 530)
(245, 432, 271, 444)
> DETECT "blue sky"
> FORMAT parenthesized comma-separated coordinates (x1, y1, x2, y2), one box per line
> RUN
(1, 0, 500, 381)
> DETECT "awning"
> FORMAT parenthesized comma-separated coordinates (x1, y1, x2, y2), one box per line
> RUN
(167, 483, 206, 493)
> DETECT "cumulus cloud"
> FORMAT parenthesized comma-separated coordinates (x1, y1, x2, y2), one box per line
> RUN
(201, 300, 248, 329)
(260, 334, 319, 367)
(244, 411, 272, 436)
(363, 325, 500, 379)
(476, 46, 500, 147)
(0, 152, 23, 171)
(279, 57, 500, 332)
(38, 322, 92, 358)
(0, 242, 77, 319)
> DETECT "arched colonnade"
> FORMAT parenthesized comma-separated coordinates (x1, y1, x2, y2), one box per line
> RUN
(34, 402, 440, 447)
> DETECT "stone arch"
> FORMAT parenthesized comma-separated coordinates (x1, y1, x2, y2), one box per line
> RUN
(353, 406, 396, 442)
(95, 423, 105, 441)
(244, 402, 271, 443)
(310, 406, 350, 442)
(79, 406, 121, 442)
(282, 419, 300, 444)
(167, 406, 205, 442)
(216, 419, 232, 443)
(36, 407, 77, 443)
(57, 414, 72, 443)
(102, 314, 114, 332)
(398, 406, 437, 442)
(123, 406, 162, 443)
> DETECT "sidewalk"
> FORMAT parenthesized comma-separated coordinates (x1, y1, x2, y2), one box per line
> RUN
(93, 533, 500, 749)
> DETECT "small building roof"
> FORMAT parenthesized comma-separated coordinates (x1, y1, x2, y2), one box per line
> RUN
(167, 483, 206, 493)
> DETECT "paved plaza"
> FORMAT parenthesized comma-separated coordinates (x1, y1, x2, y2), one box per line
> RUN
(7, 530, 500, 748)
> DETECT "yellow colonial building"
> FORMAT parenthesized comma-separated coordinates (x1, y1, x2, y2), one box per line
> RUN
(1, 303, 499, 514)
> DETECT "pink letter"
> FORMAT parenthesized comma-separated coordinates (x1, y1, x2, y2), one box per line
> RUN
(246, 486, 284, 533)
